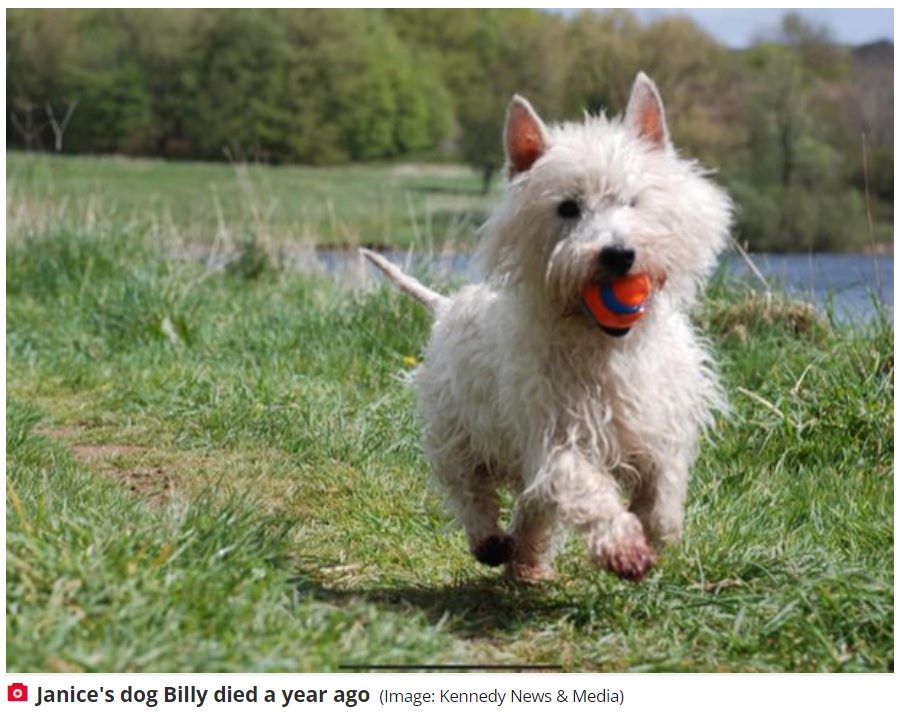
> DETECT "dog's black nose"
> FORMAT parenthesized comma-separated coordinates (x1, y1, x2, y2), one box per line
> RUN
(599, 245, 636, 277)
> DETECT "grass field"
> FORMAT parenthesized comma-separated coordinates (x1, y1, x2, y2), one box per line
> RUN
(7, 152, 492, 251)
(6, 155, 894, 672)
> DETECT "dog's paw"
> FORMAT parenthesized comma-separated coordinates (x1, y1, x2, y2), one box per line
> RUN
(589, 514, 657, 582)
(604, 538, 656, 581)
(508, 562, 557, 584)
(473, 534, 515, 567)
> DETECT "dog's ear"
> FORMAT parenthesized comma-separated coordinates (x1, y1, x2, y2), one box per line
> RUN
(505, 95, 548, 177)
(625, 73, 670, 150)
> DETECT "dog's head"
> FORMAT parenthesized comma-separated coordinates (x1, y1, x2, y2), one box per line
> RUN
(478, 73, 733, 325)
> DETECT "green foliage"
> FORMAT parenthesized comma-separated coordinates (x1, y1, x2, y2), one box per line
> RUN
(728, 27, 874, 251)
(390, 9, 569, 191)
(5, 9, 893, 251)
(731, 182, 869, 252)
(188, 10, 291, 161)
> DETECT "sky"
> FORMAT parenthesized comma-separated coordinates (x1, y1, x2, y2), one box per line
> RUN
(624, 8, 894, 48)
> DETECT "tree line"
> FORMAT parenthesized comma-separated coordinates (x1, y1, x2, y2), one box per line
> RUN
(6, 9, 893, 251)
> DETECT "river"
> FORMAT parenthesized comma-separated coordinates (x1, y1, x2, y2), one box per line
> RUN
(323, 249, 892, 324)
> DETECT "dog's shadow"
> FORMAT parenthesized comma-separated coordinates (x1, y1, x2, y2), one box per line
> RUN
(288, 562, 595, 640)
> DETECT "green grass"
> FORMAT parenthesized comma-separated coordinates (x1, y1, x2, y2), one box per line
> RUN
(6, 159, 894, 672)
(7, 152, 491, 250)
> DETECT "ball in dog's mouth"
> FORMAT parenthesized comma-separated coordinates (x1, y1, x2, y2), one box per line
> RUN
(582, 273, 654, 337)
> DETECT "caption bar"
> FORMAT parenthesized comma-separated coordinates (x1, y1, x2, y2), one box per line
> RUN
(7, 684, 624, 709)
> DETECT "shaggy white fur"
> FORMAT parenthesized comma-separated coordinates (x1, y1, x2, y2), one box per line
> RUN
(362, 73, 732, 582)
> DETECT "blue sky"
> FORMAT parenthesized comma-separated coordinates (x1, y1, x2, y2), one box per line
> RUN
(624, 8, 893, 47)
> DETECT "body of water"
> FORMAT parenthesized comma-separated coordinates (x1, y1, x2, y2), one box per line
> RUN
(720, 252, 892, 323)
(336, 249, 892, 323)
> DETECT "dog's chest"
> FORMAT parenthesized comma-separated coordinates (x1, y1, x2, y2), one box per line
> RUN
(479, 340, 644, 458)
(521, 333, 694, 463)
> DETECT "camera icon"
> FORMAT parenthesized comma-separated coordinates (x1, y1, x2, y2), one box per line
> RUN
(8, 683, 28, 702)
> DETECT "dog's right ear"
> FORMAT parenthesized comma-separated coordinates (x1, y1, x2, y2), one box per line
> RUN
(505, 95, 548, 177)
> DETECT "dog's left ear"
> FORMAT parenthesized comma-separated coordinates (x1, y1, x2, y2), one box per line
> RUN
(505, 95, 549, 177)
(625, 73, 670, 151)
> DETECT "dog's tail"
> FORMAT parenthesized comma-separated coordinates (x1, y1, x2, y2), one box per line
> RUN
(360, 248, 449, 313)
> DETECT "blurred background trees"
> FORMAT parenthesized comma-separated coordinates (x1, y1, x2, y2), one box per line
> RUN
(6, 8, 893, 251)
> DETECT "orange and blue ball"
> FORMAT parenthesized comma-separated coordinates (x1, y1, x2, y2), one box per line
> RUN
(582, 273, 654, 335)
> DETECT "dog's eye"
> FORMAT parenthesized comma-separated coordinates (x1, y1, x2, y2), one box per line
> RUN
(628, 196, 639, 208)
(557, 199, 581, 219)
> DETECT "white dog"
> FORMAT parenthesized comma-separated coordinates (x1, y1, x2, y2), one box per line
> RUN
(362, 73, 731, 582)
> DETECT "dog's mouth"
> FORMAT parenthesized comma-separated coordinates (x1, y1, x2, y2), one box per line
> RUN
(598, 324, 631, 338)
(579, 301, 633, 337)
(579, 271, 665, 337)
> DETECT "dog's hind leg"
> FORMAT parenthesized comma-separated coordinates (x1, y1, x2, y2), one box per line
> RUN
(435, 458, 514, 568)
(507, 499, 558, 582)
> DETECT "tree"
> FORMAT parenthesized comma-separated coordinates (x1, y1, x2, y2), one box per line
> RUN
(113, 9, 197, 157)
(563, 10, 643, 116)
(44, 99, 78, 151)
(7, 9, 79, 151)
(187, 9, 451, 164)
(390, 9, 567, 192)
(186, 10, 290, 161)
(562, 11, 738, 165)
(733, 15, 860, 250)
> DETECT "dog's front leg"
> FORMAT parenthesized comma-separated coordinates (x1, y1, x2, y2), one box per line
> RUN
(538, 448, 656, 581)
